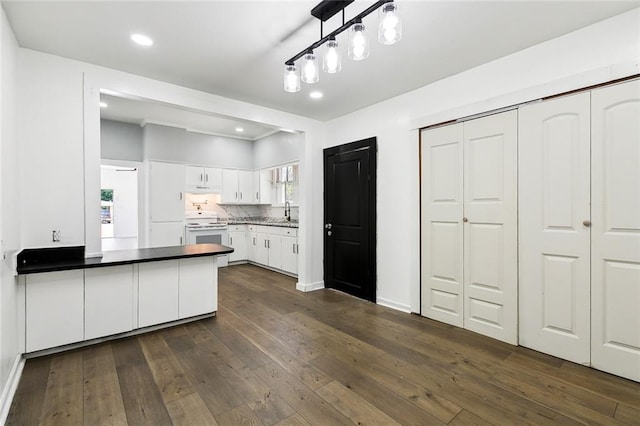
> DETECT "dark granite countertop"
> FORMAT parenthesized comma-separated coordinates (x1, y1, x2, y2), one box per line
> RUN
(16, 244, 234, 275)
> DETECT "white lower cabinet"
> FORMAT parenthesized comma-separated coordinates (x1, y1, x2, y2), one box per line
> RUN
(228, 225, 248, 262)
(138, 260, 180, 328)
(25, 270, 84, 352)
(84, 265, 135, 340)
(179, 257, 217, 319)
(281, 236, 298, 275)
(252, 226, 298, 275)
(247, 226, 258, 262)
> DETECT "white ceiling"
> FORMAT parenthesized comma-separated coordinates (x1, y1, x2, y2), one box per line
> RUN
(3, 0, 639, 129)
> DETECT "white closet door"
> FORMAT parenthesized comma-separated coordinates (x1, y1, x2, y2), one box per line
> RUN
(421, 123, 464, 327)
(591, 80, 640, 381)
(518, 92, 591, 364)
(463, 111, 518, 344)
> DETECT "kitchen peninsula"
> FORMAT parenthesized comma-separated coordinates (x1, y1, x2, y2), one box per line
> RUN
(17, 244, 233, 355)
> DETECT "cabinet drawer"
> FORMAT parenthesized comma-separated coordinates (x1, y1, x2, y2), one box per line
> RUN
(269, 226, 298, 237)
(229, 224, 247, 232)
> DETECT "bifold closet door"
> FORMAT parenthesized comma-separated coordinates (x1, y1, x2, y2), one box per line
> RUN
(463, 111, 518, 344)
(421, 123, 464, 327)
(518, 92, 591, 364)
(421, 111, 518, 343)
(591, 80, 640, 381)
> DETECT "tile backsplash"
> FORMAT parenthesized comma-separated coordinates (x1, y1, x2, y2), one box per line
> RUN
(184, 193, 296, 221)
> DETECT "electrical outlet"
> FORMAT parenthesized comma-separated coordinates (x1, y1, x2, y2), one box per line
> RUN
(52, 230, 61, 242)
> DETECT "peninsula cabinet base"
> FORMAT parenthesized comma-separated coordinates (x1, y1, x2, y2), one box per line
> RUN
(23, 312, 215, 359)
(20, 255, 220, 355)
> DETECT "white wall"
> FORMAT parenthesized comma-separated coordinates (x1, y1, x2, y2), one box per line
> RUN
(253, 131, 302, 170)
(323, 8, 640, 313)
(0, 7, 22, 421)
(143, 123, 254, 169)
(101, 119, 143, 162)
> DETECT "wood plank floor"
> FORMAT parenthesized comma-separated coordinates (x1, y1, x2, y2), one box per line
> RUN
(7, 264, 640, 425)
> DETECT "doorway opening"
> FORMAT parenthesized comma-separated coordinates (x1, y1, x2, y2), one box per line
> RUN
(100, 164, 139, 251)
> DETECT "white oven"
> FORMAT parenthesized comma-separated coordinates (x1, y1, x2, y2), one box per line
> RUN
(185, 211, 229, 266)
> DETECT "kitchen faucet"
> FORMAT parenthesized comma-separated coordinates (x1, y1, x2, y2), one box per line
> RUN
(284, 201, 291, 222)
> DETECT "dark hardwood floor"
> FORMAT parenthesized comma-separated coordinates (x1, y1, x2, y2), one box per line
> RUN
(7, 264, 640, 425)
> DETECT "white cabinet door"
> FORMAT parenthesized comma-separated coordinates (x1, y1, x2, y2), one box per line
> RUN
(149, 222, 184, 248)
(247, 228, 258, 262)
(281, 236, 298, 275)
(252, 171, 261, 204)
(591, 80, 640, 382)
(259, 169, 273, 205)
(85, 265, 134, 340)
(238, 170, 254, 203)
(179, 257, 217, 319)
(138, 260, 179, 327)
(26, 270, 84, 352)
(221, 169, 239, 203)
(185, 165, 205, 187)
(267, 235, 283, 270)
(421, 123, 464, 327)
(519, 92, 591, 364)
(256, 233, 270, 265)
(149, 162, 185, 222)
(204, 167, 223, 189)
(463, 111, 518, 344)
(229, 227, 248, 262)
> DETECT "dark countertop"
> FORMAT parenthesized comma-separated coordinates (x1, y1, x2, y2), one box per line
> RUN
(16, 244, 234, 275)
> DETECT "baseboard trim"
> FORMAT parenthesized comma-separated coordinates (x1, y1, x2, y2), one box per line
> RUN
(0, 354, 25, 424)
(377, 297, 411, 313)
(296, 280, 324, 292)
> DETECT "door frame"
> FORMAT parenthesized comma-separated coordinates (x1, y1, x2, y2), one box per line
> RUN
(323, 137, 377, 302)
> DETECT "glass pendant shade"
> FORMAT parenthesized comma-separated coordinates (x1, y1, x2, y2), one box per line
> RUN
(378, 2, 402, 45)
(283, 64, 300, 92)
(322, 37, 342, 73)
(301, 52, 320, 83)
(348, 21, 369, 60)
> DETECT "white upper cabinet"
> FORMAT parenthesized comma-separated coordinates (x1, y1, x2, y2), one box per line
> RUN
(149, 161, 185, 222)
(185, 166, 222, 192)
(222, 169, 255, 204)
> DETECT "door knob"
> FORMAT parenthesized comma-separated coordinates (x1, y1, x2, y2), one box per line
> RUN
(463, 217, 469, 223)
(583, 220, 591, 227)
(325, 223, 332, 229)
(327, 231, 332, 236)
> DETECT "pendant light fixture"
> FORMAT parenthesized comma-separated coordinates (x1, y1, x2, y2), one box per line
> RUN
(348, 19, 369, 60)
(301, 51, 320, 83)
(283, 63, 300, 92)
(378, 2, 402, 45)
(283, 0, 401, 93)
(322, 36, 342, 73)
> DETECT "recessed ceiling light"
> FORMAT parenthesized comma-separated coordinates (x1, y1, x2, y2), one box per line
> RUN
(310, 91, 323, 99)
(99, 101, 108, 108)
(235, 127, 244, 132)
(130, 33, 153, 46)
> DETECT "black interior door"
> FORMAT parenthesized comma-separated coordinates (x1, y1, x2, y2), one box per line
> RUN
(323, 137, 376, 302)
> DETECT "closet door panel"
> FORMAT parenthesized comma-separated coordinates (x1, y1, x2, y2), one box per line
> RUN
(518, 93, 591, 364)
(463, 110, 518, 344)
(591, 79, 640, 381)
(421, 123, 464, 327)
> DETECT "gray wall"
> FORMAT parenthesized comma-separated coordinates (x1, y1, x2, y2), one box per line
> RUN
(143, 123, 254, 169)
(101, 119, 144, 162)
(253, 131, 302, 169)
